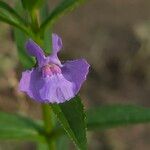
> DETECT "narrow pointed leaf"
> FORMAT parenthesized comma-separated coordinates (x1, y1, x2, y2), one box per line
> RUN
(0, 1, 26, 24)
(0, 14, 28, 34)
(0, 111, 44, 141)
(0, 1, 27, 32)
(51, 96, 87, 150)
(14, 1, 35, 69)
(40, 3, 52, 54)
(14, 28, 35, 69)
(21, 0, 45, 11)
(57, 135, 70, 150)
(40, 0, 87, 32)
(87, 104, 150, 130)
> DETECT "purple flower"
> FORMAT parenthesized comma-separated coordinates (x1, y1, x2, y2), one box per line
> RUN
(19, 34, 90, 103)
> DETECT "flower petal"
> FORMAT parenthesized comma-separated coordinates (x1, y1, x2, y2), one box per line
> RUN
(19, 68, 45, 101)
(47, 55, 62, 67)
(19, 70, 34, 99)
(26, 39, 45, 66)
(52, 33, 62, 55)
(39, 74, 75, 103)
(47, 34, 63, 66)
(61, 59, 90, 94)
(19, 69, 75, 103)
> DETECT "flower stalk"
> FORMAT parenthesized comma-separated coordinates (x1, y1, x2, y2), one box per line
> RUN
(42, 104, 53, 134)
(30, 8, 56, 150)
(42, 104, 56, 150)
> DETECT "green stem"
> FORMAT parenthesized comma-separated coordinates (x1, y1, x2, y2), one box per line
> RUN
(30, 9, 39, 32)
(42, 104, 56, 150)
(42, 104, 53, 133)
(30, 9, 56, 150)
(46, 138, 56, 150)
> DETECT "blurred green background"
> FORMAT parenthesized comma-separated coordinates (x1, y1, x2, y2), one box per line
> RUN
(0, 0, 150, 149)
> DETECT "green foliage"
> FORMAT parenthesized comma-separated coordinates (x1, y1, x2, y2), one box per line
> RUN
(37, 142, 49, 150)
(51, 96, 87, 150)
(56, 135, 70, 150)
(0, 111, 44, 141)
(21, 0, 45, 12)
(14, 1, 35, 69)
(14, 28, 35, 69)
(40, 0, 87, 32)
(87, 104, 150, 130)
(0, 1, 25, 23)
(0, 1, 28, 33)
(40, 4, 52, 54)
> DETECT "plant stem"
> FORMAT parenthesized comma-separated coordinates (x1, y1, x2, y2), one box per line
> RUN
(30, 8, 56, 149)
(30, 9, 39, 32)
(42, 104, 53, 133)
(30, 6, 56, 149)
(42, 104, 56, 150)
(47, 139, 56, 150)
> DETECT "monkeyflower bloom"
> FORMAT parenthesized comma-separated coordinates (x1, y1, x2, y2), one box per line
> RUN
(19, 34, 90, 103)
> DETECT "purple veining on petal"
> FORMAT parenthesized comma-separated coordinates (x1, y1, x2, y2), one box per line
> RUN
(61, 59, 90, 94)
(19, 65, 76, 103)
(19, 68, 75, 103)
(42, 64, 61, 78)
(28, 68, 44, 101)
(19, 70, 34, 99)
(19, 70, 30, 93)
(42, 65, 53, 78)
(39, 74, 75, 103)
(50, 64, 61, 74)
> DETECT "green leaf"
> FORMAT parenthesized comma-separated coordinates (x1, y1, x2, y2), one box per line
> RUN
(0, 111, 44, 141)
(51, 96, 87, 150)
(0, 14, 27, 34)
(37, 142, 49, 150)
(21, 0, 45, 11)
(0, 1, 28, 33)
(0, 1, 26, 24)
(57, 135, 70, 150)
(87, 104, 150, 130)
(40, 3, 52, 54)
(14, 1, 35, 69)
(40, 0, 87, 32)
(14, 28, 35, 69)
